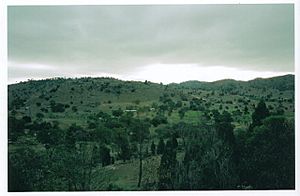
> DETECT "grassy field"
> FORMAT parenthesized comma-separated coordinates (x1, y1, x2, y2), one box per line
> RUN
(91, 152, 185, 190)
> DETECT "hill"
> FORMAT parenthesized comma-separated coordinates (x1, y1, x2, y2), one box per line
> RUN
(8, 74, 295, 191)
(8, 74, 294, 125)
(177, 74, 294, 91)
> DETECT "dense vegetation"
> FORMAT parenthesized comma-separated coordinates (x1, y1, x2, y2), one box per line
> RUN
(8, 75, 295, 191)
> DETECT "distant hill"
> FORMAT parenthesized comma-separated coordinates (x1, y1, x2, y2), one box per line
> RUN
(248, 74, 294, 91)
(177, 74, 294, 91)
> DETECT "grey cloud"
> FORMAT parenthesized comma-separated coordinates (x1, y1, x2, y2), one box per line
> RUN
(8, 4, 294, 80)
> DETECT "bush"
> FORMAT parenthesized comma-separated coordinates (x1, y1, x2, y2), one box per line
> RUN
(71, 106, 78, 112)
(151, 115, 168, 127)
(112, 108, 123, 117)
(50, 101, 65, 113)
(36, 113, 44, 119)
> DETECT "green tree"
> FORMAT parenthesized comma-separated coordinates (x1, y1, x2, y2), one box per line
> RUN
(99, 145, 111, 167)
(249, 100, 270, 131)
(175, 101, 183, 108)
(244, 116, 294, 189)
(65, 124, 78, 149)
(112, 108, 124, 117)
(116, 132, 131, 162)
(171, 135, 178, 149)
(130, 119, 150, 187)
(214, 110, 235, 146)
(93, 125, 112, 144)
(54, 143, 96, 191)
(158, 139, 177, 190)
(178, 124, 238, 190)
(178, 107, 188, 120)
(9, 96, 25, 110)
(71, 106, 78, 112)
(36, 112, 44, 120)
(151, 141, 156, 156)
(9, 146, 46, 191)
(50, 102, 65, 113)
(35, 121, 64, 149)
(8, 116, 26, 142)
(157, 138, 165, 155)
(151, 114, 168, 127)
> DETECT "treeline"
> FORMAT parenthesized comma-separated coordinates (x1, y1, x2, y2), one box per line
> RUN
(156, 101, 294, 190)
(8, 100, 294, 191)
(9, 112, 152, 191)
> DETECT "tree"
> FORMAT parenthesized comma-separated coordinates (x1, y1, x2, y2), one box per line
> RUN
(151, 141, 156, 156)
(116, 131, 131, 162)
(177, 124, 238, 190)
(36, 122, 97, 191)
(50, 102, 65, 113)
(9, 96, 25, 110)
(93, 125, 112, 144)
(130, 119, 150, 187)
(22, 116, 32, 123)
(244, 116, 294, 189)
(175, 101, 183, 108)
(9, 146, 46, 191)
(171, 135, 178, 149)
(249, 100, 270, 131)
(65, 124, 77, 149)
(157, 138, 165, 155)
(134, 100, 140, 105)
(54, 143, 96, 191)
(70, 124, 89, 142)
(178, 107, 188, 120)
(35, 121, 64, 149)
(214, 110, 235, 146)
(112, 108, 124, 117)
(244, 106, 249, 114)
(71, 106, 78, 112)
(151, 114, 167, 127)
(36, 113, 44, 119)
(99, 145, 111, 167)
(8, 116, 26, 142)
(158, 139, 177, 190)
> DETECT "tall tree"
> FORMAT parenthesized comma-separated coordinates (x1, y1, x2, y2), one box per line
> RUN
(65, 124, 77, 149)
(99, 145, 111, 167)
(249, 100, 270, 131)
(130, 119, 150, 187)
(178, 124, 238, 190)
(244, 116, 294, 189)
(157, 138, 165, 155)
(171, 135, 178, 149)
(8, 116, 26, 142)
(151, 141, 156, 156)
(214, 110, 235, 146)
(8, 146, 46, 191)
(118, 134, 131, 162)
(158, 139, 177, 190)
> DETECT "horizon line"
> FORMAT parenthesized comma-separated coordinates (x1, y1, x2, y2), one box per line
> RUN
(8, 73, 295, 85)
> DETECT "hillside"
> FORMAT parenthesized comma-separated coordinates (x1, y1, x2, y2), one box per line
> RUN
(8, 74, 294, 128)
(8, 74, 295, 191)
(177, 74, 294, 91)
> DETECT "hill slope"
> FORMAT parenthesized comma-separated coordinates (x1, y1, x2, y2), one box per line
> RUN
(8, 74, 295, 191)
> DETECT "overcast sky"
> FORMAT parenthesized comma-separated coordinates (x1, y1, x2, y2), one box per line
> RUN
(8, 4, 294, 84)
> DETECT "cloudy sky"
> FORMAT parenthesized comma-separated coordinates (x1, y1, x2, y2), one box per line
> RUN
(8, 4, 294, 84)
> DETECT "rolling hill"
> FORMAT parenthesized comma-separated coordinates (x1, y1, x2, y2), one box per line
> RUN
(8, 74, 295, 191)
